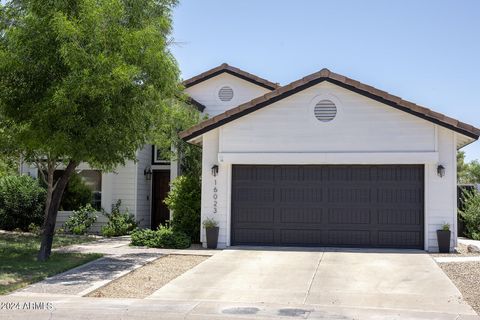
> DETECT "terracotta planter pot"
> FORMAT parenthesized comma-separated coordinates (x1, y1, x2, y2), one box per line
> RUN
(206, 227, 219, 249)
(436, 230, 451, 253)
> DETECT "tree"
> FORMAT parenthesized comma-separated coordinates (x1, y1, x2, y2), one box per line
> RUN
(458, 151, 480, 184)
(0, 0, 180, 260)
(154, 100, 203, 241)
(0, 154, 18, 177)
(153, 100, 203, 177)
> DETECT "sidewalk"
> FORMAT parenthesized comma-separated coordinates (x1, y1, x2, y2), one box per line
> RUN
(1, 295, 477, 320)
(11, 236, 218, 297)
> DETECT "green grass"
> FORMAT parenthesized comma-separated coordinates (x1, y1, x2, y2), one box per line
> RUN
(0, 232, 102, 294)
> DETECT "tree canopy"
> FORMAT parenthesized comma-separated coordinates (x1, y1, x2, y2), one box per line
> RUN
(0, 0, 181, 260)
(458, 151, 480, 184)
(0, 0, 180, 170)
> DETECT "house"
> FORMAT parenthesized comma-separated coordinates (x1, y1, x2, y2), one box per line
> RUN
(21, 63, 479, 252)
(180, 64, 480, 252)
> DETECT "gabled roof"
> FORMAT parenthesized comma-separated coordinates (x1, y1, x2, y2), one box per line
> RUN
(186, 96, 206, 112)
(182, 63, 280, 91)
(180, 68, 480, 141)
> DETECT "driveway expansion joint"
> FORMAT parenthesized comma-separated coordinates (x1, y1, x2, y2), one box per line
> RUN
(303, 252, 324, 305)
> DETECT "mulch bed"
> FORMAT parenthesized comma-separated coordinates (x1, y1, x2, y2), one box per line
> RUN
(87, 254, 208, 298)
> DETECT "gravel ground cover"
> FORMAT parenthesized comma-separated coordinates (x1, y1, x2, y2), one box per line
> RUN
(87, 254, 209, 298)
(430, 243, 480, 258)
(439, 261, 480, 314)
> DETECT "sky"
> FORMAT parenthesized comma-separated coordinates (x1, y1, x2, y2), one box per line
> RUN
(171, 0, 480, 161)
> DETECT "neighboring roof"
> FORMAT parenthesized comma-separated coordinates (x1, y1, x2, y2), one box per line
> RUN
(182, 63, 280, 91)
(186, 96, 206, 112)
(180, 68, 480, 141)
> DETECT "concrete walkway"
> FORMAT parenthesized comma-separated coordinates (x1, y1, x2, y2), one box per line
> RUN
(11, 236, 217, 297)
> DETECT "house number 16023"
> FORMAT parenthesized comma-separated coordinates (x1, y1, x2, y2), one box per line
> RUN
(213, 179, 218, 213)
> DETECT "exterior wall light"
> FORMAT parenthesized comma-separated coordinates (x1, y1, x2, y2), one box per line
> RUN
(144, 166, 152, 180)
(211, 165, 219, 177)
(437, 165, 445, 178)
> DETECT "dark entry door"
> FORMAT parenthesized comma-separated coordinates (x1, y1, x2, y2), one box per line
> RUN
(231, 165, 424, 249)
(151, 170, 170, 229)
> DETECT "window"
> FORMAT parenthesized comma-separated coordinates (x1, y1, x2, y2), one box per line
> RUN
(152, 145, 170, 164)
(218, 86, 234, 102)
(79, 170, 102, 210)
(52, 169, 102, 210)
(314, 100, 337, 122)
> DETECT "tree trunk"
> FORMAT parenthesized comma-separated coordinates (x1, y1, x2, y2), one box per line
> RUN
(43, 162, 54, 225)
(37, 160, 78, 261)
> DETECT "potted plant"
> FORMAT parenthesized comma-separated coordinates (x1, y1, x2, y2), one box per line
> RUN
(437, 223, 451, 253)
(203, 217, 219, 249)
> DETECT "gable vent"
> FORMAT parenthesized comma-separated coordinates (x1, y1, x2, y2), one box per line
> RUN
(218, 86, 234, 102)
(314, 100, 337, 122)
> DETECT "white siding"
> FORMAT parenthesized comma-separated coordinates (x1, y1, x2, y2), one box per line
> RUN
(425, 128, 458, 251)
(135, 145, 152, 228)
(56, 211, 108, 234)
(200, 129, 228, 248)
(185, 73, 271, 117)
(53, 148, 152, 230)
(110, 160, 137, 217)
(200, 81, 462, 252)
(220, 82, 435, 153)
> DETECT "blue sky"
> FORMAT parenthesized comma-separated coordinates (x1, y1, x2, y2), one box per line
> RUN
(171, 0, 480, 161)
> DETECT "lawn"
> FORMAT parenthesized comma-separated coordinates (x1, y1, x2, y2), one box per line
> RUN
(0, 232, 102, 294)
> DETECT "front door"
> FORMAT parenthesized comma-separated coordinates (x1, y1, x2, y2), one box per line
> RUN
(151, 170, 170, 229)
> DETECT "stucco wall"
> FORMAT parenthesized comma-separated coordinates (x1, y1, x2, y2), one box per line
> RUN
(199, 82, 461, 251)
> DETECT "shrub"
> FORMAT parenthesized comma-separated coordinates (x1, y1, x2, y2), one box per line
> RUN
(130, 225, 190, 249)
(100, 200, 137, 237)
(60, 172, 92, 211)
(28, 223, 42, 235)
(202, 217, 218, 229)
(64, 204, 97, 235)
(164, 174, 201, 242)
(460, 190, 480, 240)
(0, 175, 46, 231)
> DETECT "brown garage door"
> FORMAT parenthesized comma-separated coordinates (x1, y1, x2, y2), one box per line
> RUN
(231, 165, 424, 249)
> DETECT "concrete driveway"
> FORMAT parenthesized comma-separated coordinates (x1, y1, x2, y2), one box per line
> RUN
(149, 248, 478, 319)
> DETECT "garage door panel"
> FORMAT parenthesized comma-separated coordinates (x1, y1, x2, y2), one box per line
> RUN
(279, 208, 324, 224)
(281, 229, 323, 245)
(233, 187, 275, 202)
(378, 231, 421, 247)
(377, 189, 423, 204)
(233, 207, 275, 223)
(234, 228, 274, 244)
(231, 165, 424, 249)
(327, 208, 372, 224)
(327, 230, 372, 246)
(327, 188, 371, 203)
(377, 208, 423, 225)
(279, 188, 323, 202)
(233, 166, 275, 182)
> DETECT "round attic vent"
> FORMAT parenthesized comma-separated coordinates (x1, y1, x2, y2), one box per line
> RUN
(218, 86, 234, 102)
(314, 100, 337, 122)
